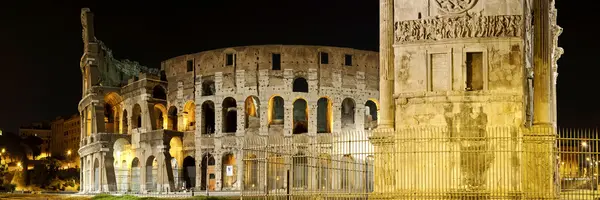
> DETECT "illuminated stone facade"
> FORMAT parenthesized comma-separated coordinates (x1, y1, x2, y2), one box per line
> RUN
(51, 114, 81, 168)
(373, 0, 562, 198)
(77, 8, 379, 193)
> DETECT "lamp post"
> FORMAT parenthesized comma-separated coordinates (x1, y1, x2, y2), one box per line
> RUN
(67, 150, 72, 169)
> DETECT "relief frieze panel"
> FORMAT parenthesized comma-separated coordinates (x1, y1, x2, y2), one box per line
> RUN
(395, 13, 522, 43)
(434, 0, 478, 14)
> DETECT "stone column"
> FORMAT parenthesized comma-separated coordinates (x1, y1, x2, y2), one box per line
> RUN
(236, 150, 244, 190)
(215, 103, 223, 135)
(308, 100, 317, 136)
(237, 100, 245, 136)
(284, 103, 293, 136)
(99, 153, 104, 192)
(533, 0, 552, 126)
(377, 0, 395, 131)
(215, 152, 223, 191)
(523, 2, 558, 199)
(355, 103, 365, 131)
(259, 102, 269, 135)
(80, 157, 85, 192)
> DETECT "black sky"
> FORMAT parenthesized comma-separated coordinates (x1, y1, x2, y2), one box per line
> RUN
(0, 1, 592, 133)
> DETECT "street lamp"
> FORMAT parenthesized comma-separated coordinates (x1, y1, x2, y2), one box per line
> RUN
(1, 148, 5, 153)
(66, 150, 72, 169)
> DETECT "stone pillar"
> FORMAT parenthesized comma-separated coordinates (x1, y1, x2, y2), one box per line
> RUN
(215, 152, 223, 191)
(215, 103, 223, 135)
(284, 103, 293, 136)
(355, 103, 365, 131)
(259, 102, 269, 135)
(80, 157, 84, 192)
(237, 100, 245, 136)
(195, 150, 204, 190)
(377, 0, 395, 130)
(523, 2, 558, 199)
(308, 100, 317, 136)
(332, 98, 342, 133)
(94, 103, 105, 133)
(236, 150, 244, 190)
(140, 156, 147, 192)
(99, 153, 104, 192)
(533, 0, 552, 126)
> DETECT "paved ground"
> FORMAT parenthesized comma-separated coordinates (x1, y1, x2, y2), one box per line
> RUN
(0, 192, 241, 200)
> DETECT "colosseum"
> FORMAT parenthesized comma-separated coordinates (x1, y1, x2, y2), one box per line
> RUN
(78, 8, 379, 193)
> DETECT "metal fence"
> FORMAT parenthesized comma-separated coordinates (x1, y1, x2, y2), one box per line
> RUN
(240, 127, 600, 200)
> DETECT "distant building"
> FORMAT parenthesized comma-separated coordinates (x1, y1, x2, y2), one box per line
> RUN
(19, 122, 51, 159)
(51, 114, 81, 168)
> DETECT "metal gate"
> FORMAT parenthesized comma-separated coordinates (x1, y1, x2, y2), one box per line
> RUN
(241, 128, 600, 199)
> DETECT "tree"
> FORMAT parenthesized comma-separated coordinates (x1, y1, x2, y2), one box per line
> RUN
(0, 132, 43, 187)
(30, 157, 61, 189)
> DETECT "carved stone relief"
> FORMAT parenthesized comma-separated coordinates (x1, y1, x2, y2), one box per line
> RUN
(395, 13, 522, 43)
(434, 0, 478, 14)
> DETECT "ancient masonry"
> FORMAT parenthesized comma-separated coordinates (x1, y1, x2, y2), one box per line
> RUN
(372, 0, 562, 199)
(77, 8, 380, 193)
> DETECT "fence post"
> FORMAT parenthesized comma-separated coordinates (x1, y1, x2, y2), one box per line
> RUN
(287, 170, 290, 200)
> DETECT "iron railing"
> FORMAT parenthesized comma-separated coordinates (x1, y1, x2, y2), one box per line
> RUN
(240, 127, 600, 200)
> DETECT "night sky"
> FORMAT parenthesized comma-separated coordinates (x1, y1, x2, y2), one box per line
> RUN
(0, 1, 592, 133)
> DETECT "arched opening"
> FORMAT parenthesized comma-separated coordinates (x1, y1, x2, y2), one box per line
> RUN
(245, 96, 260, 129)
(267, 154, 285, 190)
(104, 103, 115, 133)
(365, 100, 379, 130)
(121, 109, 128, 134)
(132, 104, 142, 129)
(222, 97, 237, 133)
(202, 80, 215, 96)
(293, 99, 308, 134)
(168, 106, 178, 131)
(244, 154, 258, 190)
(113, 138, 131, 192)
(152, 85, 167, 100)
(293, 152, 308, 188)
(104, 92, 123, 133)
(292, 77, 309, 93)
(169, 136, 183, 190)
(201, 153, 216, 191)
(340, 155, 354, 190)
(341, 98, 356, 129)
(171, 158, 180, 190)
(146, 156, 158, 191)
(183, 156, 196, 189)
(221, 153, 237, 189)
(317, 154, 332, 190)
(268, 96, 284, 126)
(154, 104, 167, 130)
(317, 97, 332, 133)
(131, 158, 141, 192)
(201, 101, 215, 135)
(93, 158, 100, 191)
(183, 101, 196, 131)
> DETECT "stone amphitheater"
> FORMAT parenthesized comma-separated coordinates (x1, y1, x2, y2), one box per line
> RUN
(77, 8, 379, 193)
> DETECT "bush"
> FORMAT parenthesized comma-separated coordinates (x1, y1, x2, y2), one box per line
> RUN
(0, 183, 16, 192)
